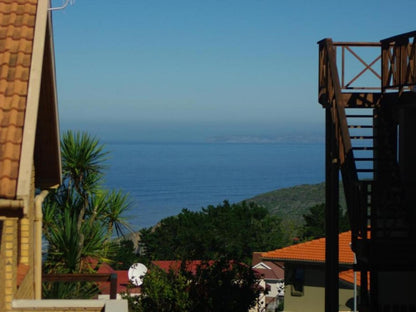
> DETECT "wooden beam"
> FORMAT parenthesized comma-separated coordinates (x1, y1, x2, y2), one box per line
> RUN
(43, 273, 119, 299)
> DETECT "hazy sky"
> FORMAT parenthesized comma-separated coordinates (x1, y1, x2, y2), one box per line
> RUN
(51, 0, 416, 142)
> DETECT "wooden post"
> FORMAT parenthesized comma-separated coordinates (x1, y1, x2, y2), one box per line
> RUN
(325, 106, 339, 312)
(110, 273, 117, 299)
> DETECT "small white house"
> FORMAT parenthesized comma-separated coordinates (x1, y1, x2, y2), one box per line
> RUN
(252, 253, 285, 311)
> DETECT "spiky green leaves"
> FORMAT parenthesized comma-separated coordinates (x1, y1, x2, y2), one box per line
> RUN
(42, 131, 133, 289)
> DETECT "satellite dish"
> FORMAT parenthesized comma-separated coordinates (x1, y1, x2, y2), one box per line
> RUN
(128, 263, 147, 286)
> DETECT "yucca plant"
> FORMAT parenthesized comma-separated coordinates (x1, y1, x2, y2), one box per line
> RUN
(42, 131, 132, 298)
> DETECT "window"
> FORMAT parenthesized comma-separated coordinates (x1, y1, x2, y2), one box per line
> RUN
(291, 268, 304, 296)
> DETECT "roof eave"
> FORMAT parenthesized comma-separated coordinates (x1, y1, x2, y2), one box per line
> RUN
(16, 1, 61, 205)
(34, 9, 61, 189)
(262, 257, 353, 266)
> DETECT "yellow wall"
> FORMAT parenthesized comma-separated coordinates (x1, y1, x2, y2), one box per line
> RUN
(15, 266, 34, 300)
(283, 266, 355, 312)
(0, 167, 36, 310)
(0, 218, 19, 311)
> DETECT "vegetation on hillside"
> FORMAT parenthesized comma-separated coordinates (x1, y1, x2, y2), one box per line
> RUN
(246, 182, 346, 219)
(246, 182, 347, 238)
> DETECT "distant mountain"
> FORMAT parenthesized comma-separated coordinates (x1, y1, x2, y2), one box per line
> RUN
(207, 134, 324, 144)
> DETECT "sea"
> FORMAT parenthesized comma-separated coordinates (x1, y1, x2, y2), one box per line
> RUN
(102, 142, 325, 231)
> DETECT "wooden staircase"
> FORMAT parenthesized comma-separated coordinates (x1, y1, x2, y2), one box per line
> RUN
(318, 31, 416, 311)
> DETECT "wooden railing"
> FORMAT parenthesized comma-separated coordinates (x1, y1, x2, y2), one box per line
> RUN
(381, 30, 416, 92)
(43, 273, 118, 299)
(318, 39, 370, 241)
(334, 42, 381, 91)
(318, 38, 353, 165)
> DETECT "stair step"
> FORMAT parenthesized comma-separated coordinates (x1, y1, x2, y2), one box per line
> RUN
(350, 136, 374, 139)
(357, 169, 375, 172)
(349, 125, 373, 129)
(352, 146, 374, 150)
(346, 114, 373, 118)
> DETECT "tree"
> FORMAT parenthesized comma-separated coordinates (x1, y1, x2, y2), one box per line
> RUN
(302, 203, 350, 240)
(42, 131, 132, 296)
(187, 258, 261, 312)
(109, 240, 138, 270)
(125, 266, 191, 312)
(139, 201, 288, 264)
(125, 258, 261, 312)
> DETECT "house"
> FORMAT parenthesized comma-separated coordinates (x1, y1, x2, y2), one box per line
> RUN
(0, 0, 61, 310)
(0, 1, 126, 311)
(252, 252, 285, 311)
(261, 231, 366, 312)
(152, 259, 260, 276)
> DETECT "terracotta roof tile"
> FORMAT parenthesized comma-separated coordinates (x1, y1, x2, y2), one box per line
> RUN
(0, 107, 25, 126)
(152, 260, 242, 276)
(262, 231, 354, 265)
(339, 269, 370, 288)
(0, 0, 37, 199)
(0, 175, 16, 197)
(0, 124, 23, 143)
(0, 141, 21, 158)
(0, 93, 26, 108)
(0, 157, 18, 176)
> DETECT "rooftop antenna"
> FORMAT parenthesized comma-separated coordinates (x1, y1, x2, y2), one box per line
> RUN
(49, 0, 75, 11)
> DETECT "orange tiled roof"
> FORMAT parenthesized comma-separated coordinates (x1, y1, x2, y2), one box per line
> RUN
(152, 260, 245, 276)
(262, 231, 354, 265)
(0, 0, 37, 199)
(339, 269, 369, 288)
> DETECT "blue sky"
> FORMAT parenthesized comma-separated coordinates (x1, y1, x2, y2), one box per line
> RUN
(51, 0, 416, 142)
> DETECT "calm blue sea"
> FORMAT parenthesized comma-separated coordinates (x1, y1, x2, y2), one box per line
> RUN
(102, 142, 325, 230)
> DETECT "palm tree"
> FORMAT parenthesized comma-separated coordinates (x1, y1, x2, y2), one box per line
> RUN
(43, 130, 132, 278)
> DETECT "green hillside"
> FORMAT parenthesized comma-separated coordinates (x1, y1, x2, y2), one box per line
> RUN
(245, 182, 346, 226)
(122, 182, 347, 246)
(118, 182, 348, 254)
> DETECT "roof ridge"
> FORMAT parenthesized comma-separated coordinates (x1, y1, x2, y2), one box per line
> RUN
(262, 231, 354, 264)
